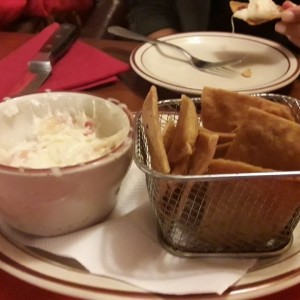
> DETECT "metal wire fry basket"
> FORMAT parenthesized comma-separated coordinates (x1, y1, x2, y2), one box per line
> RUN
(134, 93, 300, 257)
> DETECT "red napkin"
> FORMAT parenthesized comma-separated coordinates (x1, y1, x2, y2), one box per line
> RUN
(0, 23, 130, 100)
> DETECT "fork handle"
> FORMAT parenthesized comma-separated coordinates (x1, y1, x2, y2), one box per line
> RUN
(107, 25, 181, 49)
(107, 26, 192, 60)
(107, 26, 154, 44)
(107, 26, 242, 71)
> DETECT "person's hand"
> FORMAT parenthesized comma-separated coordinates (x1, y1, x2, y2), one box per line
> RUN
(275, 1, 300, 48)
(148, 28, 177, 39)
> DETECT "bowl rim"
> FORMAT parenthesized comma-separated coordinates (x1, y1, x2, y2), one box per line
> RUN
(0, 92, 134, 176)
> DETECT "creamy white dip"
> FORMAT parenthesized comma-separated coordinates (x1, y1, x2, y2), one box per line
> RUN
(0, 114, 127, 169)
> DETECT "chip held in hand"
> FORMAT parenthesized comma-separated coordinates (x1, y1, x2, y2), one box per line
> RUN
(230, 0, 282, 25)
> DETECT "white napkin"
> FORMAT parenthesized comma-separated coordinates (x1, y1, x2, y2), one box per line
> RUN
(0, 163, 256, 295)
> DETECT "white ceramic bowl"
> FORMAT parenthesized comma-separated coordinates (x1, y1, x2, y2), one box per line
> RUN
(0, 92, 133, 236)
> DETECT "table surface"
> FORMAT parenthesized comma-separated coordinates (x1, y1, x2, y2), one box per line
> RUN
(0, 31, 300, 300)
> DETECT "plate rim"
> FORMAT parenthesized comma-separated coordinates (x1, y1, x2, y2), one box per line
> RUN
(1, 226, 300, 300)
(130, 31, 300, 95)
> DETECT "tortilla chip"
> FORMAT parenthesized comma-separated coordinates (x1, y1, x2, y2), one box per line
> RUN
(162, 119, 176, 153)
(207, 158, 273, 174)
(201, 86, 294, 132)
(226, 107, 300, 171)
(241, 68, 252, 78)
(188, 129, 219, 175)
(198, 158, 300, 246)
(171, 157, 191, 175)
(230, 0, 282, 25)
(230, 1, 248, 13)
(173, 129, 218, 221)
(168, 94, 199, 165)
(142, 86, 170, 173)
(201, 127, 236, 144)
(214, 142, 232, 158)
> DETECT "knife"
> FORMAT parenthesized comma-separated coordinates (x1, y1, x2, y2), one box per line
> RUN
(9, 23, 80, 97)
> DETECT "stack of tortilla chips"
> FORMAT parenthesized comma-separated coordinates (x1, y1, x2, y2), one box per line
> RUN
(141, 85, 300, 251)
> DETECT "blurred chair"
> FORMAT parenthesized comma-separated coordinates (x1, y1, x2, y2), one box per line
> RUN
(81, 0, 129, 39)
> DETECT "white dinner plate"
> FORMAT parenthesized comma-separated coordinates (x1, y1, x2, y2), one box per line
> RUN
(130, 32, 300, 95)
(1, 223, 300, 300)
